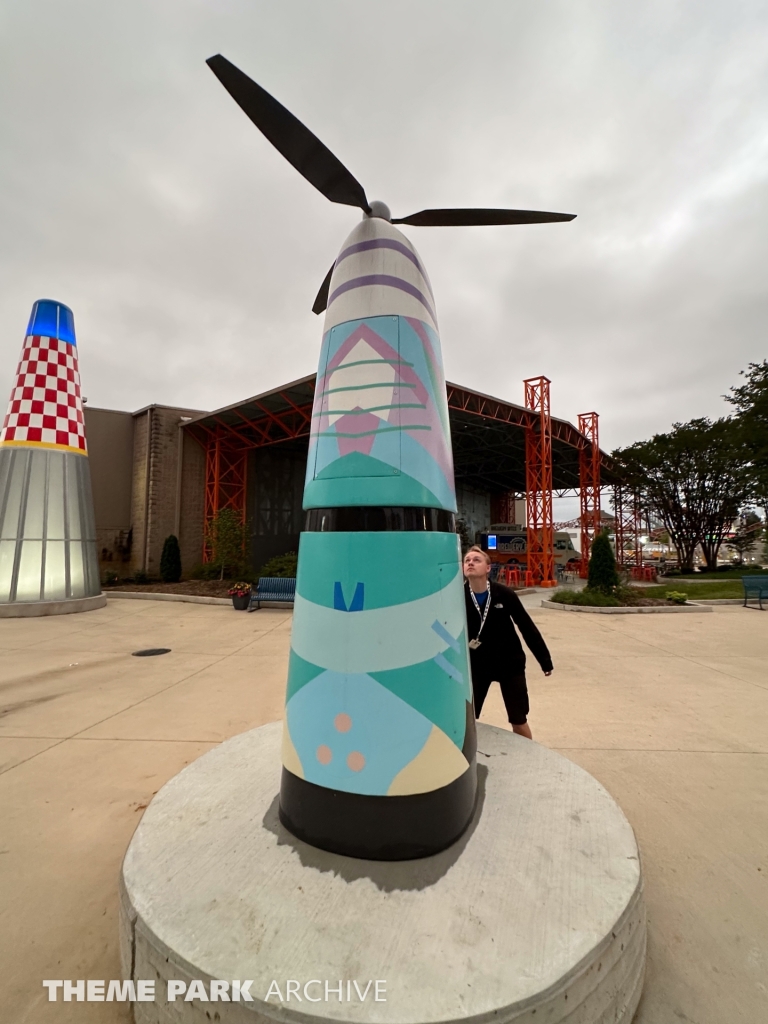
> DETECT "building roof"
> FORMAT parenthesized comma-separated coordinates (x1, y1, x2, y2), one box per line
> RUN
(183, 375, 622, 493)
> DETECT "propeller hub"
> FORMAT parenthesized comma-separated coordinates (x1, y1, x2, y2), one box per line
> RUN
(365, 200, 392, 222)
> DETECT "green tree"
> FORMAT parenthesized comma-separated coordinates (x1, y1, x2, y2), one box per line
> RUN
(725, 512, 764, 564)
(159, 534, 182, 582)
(587, 529, 619, 593)
(614, 418, 753, 572)
(725, 360, 768, 522)
(208, 509, 249, 580)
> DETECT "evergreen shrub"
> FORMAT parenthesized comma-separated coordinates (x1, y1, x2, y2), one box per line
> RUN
(587, 530, 620, 594)
(160, 535, 182, 583)
(259, 551, 298, 578)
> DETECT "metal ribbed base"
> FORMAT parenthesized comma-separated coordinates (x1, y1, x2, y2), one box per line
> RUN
(0, 592, 106, 617)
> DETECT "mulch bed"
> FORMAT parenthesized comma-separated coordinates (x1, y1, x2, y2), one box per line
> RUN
(104, 580, 235, 599)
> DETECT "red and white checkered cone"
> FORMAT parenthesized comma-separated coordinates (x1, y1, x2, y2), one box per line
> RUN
(1, 301, 86, 453)
(0, 300, 101, 609)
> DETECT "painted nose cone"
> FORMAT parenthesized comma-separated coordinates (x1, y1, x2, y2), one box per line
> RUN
(366, 200, 391, 221)
(26, 299, 76, 346)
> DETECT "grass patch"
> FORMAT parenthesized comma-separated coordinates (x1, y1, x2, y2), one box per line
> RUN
(552, 579, 748, 606)
(550, 589, 621, 607)
(643, 581, 743, 600)
(670, 568, 767, 581)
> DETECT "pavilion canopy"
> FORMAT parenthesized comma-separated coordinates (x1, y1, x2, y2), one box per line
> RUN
(183, 374, 622, 494)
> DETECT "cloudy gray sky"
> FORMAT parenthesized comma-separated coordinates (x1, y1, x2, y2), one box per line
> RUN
(2, 0, 767, 463)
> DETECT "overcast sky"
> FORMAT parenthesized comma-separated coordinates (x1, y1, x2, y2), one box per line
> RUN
(2, 0, 767, 462)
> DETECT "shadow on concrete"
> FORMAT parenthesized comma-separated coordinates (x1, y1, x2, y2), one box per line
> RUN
(261, 763, 488, 893)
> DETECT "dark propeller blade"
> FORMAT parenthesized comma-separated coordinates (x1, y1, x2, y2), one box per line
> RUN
(312, 262, 336, 315)
(206, 55, 370, 212)
(392, 208, 576, 227)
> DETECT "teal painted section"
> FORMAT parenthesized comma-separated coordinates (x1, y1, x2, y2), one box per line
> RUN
(296, 531, 460, 610)
(290, 585, 469, 680)
(369, 643, 468, 747)
(313, 442, 398, 479)
(285, 648, 322, 703)
(285, 297, 472, 799)
(304, 315, 455, 511)
(286, 645, 468, 748)
(401, 317, 451, 440)
(285, 527, 473, 798)
(310, 433, 454, 509)
(289, 531, 467, 677)
(286, 671, 434, 795)
(398, 429, 455, 509)
(306, 457, 443, 509)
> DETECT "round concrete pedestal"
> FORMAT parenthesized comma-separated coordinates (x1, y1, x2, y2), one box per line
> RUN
(120, 722, 645, 1024)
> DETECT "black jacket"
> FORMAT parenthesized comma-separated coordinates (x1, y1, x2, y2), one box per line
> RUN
(464, 580, 553, 677)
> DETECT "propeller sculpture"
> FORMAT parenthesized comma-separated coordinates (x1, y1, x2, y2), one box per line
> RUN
(207, 54, 575, 860)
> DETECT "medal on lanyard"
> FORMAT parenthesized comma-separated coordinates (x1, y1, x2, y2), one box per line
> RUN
(468, 582, 491, 649)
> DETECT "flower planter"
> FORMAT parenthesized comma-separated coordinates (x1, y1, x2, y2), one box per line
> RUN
(231, 593, 251, 611)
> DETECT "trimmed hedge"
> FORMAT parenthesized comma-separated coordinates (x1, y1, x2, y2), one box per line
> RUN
(160, 535, 182, 583)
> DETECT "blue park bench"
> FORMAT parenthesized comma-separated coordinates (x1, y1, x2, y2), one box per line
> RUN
(248, 576, 296, 611)
(742, 575, 768, 610)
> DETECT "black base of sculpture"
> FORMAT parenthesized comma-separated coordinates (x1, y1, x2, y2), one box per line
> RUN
(279, 759, 478, 860)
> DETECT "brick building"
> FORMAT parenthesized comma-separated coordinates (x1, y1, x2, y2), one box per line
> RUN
(86, 404, 205, 578)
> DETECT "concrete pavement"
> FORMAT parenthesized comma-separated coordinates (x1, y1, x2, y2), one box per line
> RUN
(0, 598, 766, 1023)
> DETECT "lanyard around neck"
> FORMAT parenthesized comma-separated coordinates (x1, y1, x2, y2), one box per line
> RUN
(468, 582, 491, 638)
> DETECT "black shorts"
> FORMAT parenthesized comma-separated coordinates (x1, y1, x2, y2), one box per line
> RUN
(472, 673, 529, 725)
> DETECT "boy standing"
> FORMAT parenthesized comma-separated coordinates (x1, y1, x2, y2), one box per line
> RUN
(463, 545, 553, 739)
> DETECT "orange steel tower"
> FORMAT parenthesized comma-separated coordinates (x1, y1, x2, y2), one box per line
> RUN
(577, 412, 601, 578)
(612, 484, 642, 569)
(196, 384, 315, 562)
(203, 435, 248, 562)
(524, 376, 556, 587)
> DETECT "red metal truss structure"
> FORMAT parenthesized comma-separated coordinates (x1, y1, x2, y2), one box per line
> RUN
(612, 484, 643, 569)
(184, 374, 623, 565)
(188, 378, 316, 562)
(614, 481, 643, 569)
(577, 412, 601, 578)
(491, 491, 523, 524)
(523, 376, 556, 587)
(445, 384, 599, 447)
(202, 437, 248, 561)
